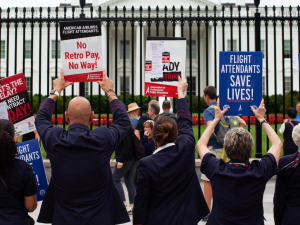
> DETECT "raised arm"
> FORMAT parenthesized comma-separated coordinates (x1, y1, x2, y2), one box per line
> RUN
(250, 99, 282, 163)
(237, 116, 247, 127)
(197, 99, 229, 159)
(35, 69, 73, 146)
(97, 70, 130, 152)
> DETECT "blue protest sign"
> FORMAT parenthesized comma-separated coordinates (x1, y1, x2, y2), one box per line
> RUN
(219, 51, 263, 116)
(17, 139, 48, 201)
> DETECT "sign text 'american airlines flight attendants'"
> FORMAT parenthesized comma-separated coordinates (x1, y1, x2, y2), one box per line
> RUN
(219, 51, 263, 116)
(59, 20, 103, 82)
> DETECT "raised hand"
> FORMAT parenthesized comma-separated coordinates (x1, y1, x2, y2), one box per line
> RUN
(177, 76, 188, 99)
(250, 99, 266, 122)
(215, 98, 229, 121)
(97, 69, 114, 93)
(53, 68, 74, 94)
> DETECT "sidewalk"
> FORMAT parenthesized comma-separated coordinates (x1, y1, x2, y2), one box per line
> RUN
(29, 178, 276, 225)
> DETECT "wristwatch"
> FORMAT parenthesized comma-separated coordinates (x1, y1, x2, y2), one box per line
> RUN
(260, 119, 269, 125)
(50, 90, 60, 97)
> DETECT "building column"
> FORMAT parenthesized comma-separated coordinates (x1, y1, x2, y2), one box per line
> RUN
(135, 22, 144, 95)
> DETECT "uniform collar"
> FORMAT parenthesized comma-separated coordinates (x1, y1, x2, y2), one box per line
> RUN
(153, 143, 175, 154)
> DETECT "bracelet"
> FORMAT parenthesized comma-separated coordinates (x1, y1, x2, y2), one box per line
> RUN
(107, 93, 116, 98)
(105, 89, 115, 96)
(260, 119, 269, 126)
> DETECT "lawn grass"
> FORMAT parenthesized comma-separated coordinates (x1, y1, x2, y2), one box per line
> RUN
(38, 124, 283, 160)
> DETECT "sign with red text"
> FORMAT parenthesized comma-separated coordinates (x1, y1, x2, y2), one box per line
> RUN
(60, 20, 103, 82)
(0, 73, 36, 136)
(145, 37, 186, 97)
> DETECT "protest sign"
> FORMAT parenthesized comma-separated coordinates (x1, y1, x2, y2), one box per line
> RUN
(0, 73, 36, 136)
(144, 37, 186, 97)
(219, 51, 263, 116)
(17, 139, 48, 201)
(60, 20, 103, 82)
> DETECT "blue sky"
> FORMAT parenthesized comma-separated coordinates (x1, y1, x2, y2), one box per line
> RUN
(0, 0, 298, 8)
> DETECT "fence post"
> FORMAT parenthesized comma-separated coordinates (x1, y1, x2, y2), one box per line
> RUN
(79, 0, 86, 97)
(254, 0, 262, 158)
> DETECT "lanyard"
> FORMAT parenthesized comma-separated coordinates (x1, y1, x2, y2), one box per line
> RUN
(153, 143, 175, 154)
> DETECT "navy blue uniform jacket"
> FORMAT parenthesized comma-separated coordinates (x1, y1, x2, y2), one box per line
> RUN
(35, 98, 130, 225)
(201, 153, 277, 225)
(274, 151, 300, 225)
(133, 98, 209, 225)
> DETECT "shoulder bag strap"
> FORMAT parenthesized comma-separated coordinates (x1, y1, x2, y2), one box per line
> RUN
(289, 121, 295, 128)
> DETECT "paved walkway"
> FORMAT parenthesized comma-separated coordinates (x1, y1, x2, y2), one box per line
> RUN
(29, 178, 276, 225)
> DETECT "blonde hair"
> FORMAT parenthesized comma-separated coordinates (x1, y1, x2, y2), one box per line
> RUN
(128, 110, 139, 119)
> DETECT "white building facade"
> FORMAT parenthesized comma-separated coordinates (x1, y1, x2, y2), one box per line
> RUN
(0, 0, 299, 98)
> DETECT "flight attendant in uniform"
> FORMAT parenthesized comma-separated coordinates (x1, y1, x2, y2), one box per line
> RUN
(197, 99, 282, 225)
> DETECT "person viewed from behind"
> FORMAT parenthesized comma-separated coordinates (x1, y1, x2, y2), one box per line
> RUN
(113, 122, 137, 214)
(201, 86, 246, 220)
(127, 102, 141, 128)
(133, 77, 209, 225)
(0, 119, 37, 224)
(274, 123, 300, 225)
(279, 107, 299, 155)
(35, 69, 131, 225)
(141, 120, 155, 157)
(197, 99, 282, 224)
(135, 100, 160, 140)
(159, 99, 177, 123)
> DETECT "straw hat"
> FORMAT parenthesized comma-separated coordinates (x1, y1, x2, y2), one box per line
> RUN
(127, 102, 141, 113)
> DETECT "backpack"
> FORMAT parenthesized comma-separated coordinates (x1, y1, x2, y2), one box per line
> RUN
(216, 116, 239, 145)
(209, 105, 239, 145)
(130, 129, 145, 160)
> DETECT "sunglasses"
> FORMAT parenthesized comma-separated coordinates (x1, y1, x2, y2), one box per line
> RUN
(145, 120, 154, 125)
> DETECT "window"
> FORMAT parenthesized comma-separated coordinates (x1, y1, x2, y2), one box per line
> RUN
(85, 83, 89, 96)
(284, 40, 291, 58)
(120, 40, 130, 59)
(52, 40, 61, 59)
(25, 41, 32, 59)
(261, 40, 265, 58)
(186, 40, 196, 59)
(227, 40, 237, 51)
(25, 77, 31, 96)
(186, 76, 196, 95)
(284, 77, 291, 95)
(0, 41, 5, 59)
(120, 76, 130, 94)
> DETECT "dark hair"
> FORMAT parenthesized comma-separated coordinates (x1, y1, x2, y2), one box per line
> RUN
(152, 116, 177, 147)
(287, 107, 297, 119)
(0, 130, 18, 177)
(0, 119, 15, 138)
(162, 100, 171, 110)
(149, 102, 160, 115)
(224, 127, 253, 161)
(203, 86, 216, 100)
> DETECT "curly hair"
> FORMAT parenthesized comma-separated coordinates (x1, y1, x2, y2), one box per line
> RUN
(0, 130, 18, 177)
(152, 116, 177, 147)
(224, 127, 253, 161)
(292, 124, 300, 149)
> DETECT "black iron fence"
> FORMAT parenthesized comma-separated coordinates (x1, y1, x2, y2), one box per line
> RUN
(0, 1, 300, 157)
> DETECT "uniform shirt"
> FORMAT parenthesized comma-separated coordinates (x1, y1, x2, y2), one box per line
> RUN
(203, 101, 223, 149)
(201, 153, 277, 225)
(0, 160, 37, 225)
